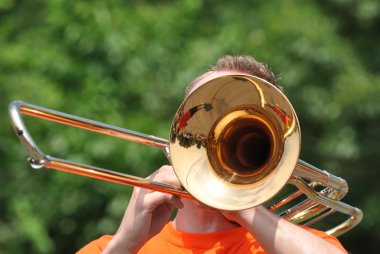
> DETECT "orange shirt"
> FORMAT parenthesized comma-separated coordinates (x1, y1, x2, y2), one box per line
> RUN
(77, 222, 347, 254)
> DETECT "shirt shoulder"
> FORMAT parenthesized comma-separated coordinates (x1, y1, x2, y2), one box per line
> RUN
(76, 235, 113, 254)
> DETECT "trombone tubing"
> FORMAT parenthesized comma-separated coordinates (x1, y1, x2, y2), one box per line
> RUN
(12, 101, 169, 150)
(8, 101, 190, 198)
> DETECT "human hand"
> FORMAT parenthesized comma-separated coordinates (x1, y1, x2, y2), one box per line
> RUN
(103, 165, 184, 254)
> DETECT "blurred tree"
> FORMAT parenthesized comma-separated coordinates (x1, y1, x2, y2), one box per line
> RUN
(0, 0, 378, 253)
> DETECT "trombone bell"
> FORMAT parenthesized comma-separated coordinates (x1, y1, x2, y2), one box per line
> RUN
(170, 74, 300, 210)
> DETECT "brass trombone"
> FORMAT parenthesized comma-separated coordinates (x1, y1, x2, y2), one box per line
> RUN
(8, 74, 362, 236)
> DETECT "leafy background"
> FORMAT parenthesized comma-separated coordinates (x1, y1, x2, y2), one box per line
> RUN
(0, 0, 379, 253)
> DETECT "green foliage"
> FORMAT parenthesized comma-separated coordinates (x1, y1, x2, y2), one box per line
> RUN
(0, 0, 379, 253)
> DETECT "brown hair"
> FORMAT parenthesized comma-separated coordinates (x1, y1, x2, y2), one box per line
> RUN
(186, 55, 282, 96)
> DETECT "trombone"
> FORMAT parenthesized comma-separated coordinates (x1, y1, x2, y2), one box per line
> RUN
(9, 73, 362, 237)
